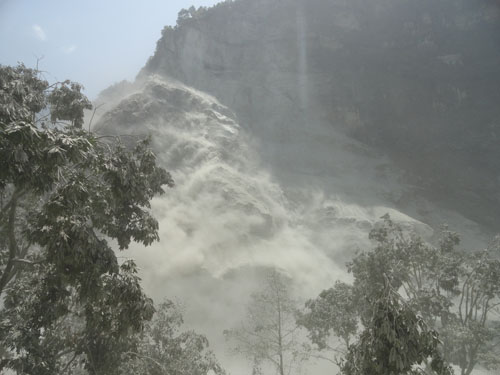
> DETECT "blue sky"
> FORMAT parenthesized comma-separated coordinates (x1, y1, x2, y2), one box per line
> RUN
(0, 0, 221, 98)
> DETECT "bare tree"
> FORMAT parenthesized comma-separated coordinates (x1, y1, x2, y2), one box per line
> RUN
(224, 269, 307, 375)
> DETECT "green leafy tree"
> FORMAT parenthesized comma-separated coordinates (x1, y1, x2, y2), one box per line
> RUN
(121, 300, 225, 375)
(0, 63, 173, 374)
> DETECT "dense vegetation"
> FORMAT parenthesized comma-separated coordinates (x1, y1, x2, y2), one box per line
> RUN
(297, 217, 500, 375)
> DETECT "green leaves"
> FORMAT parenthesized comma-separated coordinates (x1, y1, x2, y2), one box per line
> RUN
(0, 63, 174, 374)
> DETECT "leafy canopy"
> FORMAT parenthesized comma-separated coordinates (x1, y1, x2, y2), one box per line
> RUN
(349, 216, 500, 375)
(298, 281, 357, 354)
(301, 215, 500, 375)
(0, 63, 173, 374)
(121, 300, 225, 375)
(339, 281, 453, 375)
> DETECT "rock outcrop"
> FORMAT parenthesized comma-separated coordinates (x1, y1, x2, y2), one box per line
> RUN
(141, 0, 500, 229)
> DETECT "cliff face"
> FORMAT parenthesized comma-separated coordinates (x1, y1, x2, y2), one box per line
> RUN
(93, 3, 499, 372)
(95, 75, 434, 286)
(141, 0, 500, 229)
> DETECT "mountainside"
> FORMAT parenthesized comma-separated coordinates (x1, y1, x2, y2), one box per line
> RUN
(141, 0, 500, 230)
(93, 76, 487, 374)
(95, 75, 435, 287)
(93, 1, 499, 373)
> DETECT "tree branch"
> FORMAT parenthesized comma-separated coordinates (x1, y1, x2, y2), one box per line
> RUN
(60, 352, 78, 374)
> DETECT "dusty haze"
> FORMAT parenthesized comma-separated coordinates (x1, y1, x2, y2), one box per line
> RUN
(92, 0, 500, 373)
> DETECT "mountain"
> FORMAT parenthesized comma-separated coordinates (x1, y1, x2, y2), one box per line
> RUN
(141, 0, 500, 230)
(93, 0, 499, 373)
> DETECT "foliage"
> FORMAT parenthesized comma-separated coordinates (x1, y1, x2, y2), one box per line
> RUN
(440, 245, 500, 375)
(176, 6, 208, 27)
(0, 260, 154, 375)
(48, 80, 92, 128)
(300, 215, 500, 374)
(347, 215, 500, 375)
(339, 282, 453, 375)
(121, 300, 225, 375)
(297, 281, 357, 355)
(0, 63, 173, 374)
(224, 269, 307, 375)
(348, 216, 460, 321)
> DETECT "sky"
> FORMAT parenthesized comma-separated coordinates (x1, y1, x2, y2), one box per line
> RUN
(0, 0, 221, 99)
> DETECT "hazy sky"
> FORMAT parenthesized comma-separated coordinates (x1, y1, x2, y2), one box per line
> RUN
(0, 0, 221, 98)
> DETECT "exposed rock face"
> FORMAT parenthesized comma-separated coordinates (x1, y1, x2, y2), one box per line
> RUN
(93, 3, 500, 372)
(141, 0, 500, 229)
(96, 76, 437, 284)
(94, 73, 491, 375)
(94, 72, 487, 319)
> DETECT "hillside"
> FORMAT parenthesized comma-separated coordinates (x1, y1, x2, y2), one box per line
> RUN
(93, 1, 500, 373)
(141, 0, 500, 230)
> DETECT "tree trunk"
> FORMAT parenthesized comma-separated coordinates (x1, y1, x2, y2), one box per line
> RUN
(277, 294, 284, 375)
(0, 190, 20, 297)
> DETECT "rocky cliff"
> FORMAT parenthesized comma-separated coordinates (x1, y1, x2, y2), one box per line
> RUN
(93, 1, 499, 373)
(141, 0, 500, 230)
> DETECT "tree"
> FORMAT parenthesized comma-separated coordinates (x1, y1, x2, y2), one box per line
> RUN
(1, 260, 154, 375)
(224, 269, 307, 375)
(176, 6, 207, 27)
(300, 215, 500, 374)
(0, 63, 173, 374)
(339, 278, 453, 375)
(297, 281, 357, 361)
(347, 215, 500, 375)
(439, 245, 500, 375)
(299, 219, 452, 374)
(121, 300, 225, 375)
(48, 80, 92, 128)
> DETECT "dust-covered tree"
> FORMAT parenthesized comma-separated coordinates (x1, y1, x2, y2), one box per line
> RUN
(297, 280, 358, 362)
(224, 269, 307, 375)
(300, 215, 500, 374)
(339, 277, 453, 375)
(348, 215, 500, 375)
(0, 63, 173, 374)
(121, 300, 225, 375)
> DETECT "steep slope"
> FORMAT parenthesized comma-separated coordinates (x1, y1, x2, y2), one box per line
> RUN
(93, 1, 499, 372)
(141, 0, 500, 230)
(93, 74, 488, 374)
(95, 75, 434, 286)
